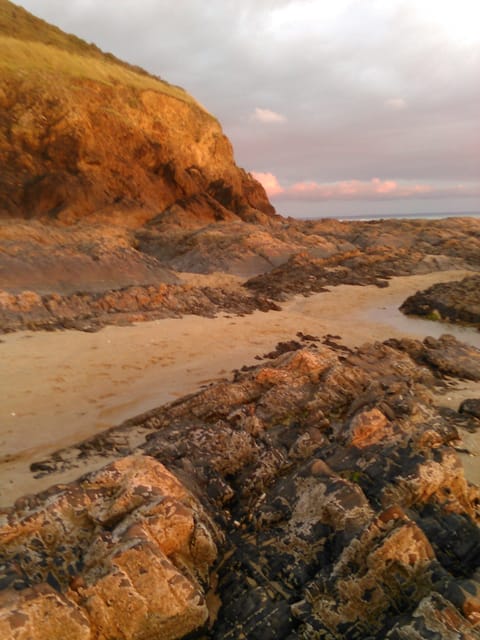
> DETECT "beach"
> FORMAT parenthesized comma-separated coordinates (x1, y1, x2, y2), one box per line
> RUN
(1, 269, 478, 505)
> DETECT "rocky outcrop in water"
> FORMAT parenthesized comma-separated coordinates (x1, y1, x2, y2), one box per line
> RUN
(4, 335, 479, 639)
(400, 275, 480, 329)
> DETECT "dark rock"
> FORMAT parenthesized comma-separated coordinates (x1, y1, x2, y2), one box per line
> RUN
(459, 399, 480, 420)
(385, 334, 480, 381)
(400, 275, 480, 328)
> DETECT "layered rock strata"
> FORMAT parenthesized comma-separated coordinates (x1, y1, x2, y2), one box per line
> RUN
(3, 223, 480, 333)
(0, 282, 280, 333)
(3, 335, 479, 639)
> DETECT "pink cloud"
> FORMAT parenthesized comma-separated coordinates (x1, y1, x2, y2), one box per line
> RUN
(253, 173, 479, 201)
(251, 172, 285, 197)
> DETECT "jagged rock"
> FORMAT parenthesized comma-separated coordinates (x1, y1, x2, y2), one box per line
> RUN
(293, 507, 437, 637)
(0, 456, 220, 640)
(400, 275, 480, 328)
(0, 282, 282, 333)
(459, 399, 480, 420)
(2, 214, 480, 332)
(386, 335, 480, 381)
(15, 338, 480, 639)
(345, 407, 392, 447)
(386, 591, 479, 639)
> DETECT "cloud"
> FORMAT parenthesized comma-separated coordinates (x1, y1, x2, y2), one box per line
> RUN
(251, 108, 287, 124)
(14, 1, 480, 216)
(385, 98, 407, 110)
(251, 172, 285, 196)
(254, 173, 480, 202)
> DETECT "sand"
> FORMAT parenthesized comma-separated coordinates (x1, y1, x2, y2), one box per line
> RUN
(1, 269, 478, 505)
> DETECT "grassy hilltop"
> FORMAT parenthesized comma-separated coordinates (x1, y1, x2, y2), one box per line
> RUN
(0, 0, 196, 102)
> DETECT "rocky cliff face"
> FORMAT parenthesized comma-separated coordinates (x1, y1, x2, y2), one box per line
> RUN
(0, 0, 274, 224)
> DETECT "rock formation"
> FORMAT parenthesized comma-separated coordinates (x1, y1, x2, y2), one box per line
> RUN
(2, 219, 480, 333)
(1, 5, 480, 636)
(0, 0, 277, 296)
(3, 335, 479, 639)
(0, 0, 273, 223)
(400, 275, 480, 329)
(0, 455, 220, 639)
(0, 282, 280, 333)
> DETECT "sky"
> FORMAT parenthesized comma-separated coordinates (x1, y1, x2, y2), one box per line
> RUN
(15, 0, 480, 218)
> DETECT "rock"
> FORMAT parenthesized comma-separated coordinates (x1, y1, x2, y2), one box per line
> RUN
(459, 399, 480, 420)
(0, 3, 273, 224)
(0, 282, 282, 333)
(400, 275, 480, 328)
(386, 334, 480, 381)
(385, 592, 478, 638)
(2, 213, 480, 334)
(292, 507, 437, 637)
(0, 456, 220, 640)
(0, 586, 91, 640)
(14, 337, 480, 639)
(345, 407, 391, 447)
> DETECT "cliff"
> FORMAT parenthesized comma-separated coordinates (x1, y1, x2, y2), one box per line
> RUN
(0, 0, 274, 224)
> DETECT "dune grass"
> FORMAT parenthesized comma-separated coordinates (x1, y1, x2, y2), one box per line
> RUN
(0, 0, 204, 109)
(0, 35, 196, 102)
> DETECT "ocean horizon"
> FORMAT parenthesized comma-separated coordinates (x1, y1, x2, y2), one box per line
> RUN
(304, 210, 480, 222)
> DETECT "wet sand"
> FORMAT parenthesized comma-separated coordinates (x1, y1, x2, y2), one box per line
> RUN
(1, 269, 478, 505)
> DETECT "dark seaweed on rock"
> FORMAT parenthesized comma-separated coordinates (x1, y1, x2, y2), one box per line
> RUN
(400, 275, 480, 329)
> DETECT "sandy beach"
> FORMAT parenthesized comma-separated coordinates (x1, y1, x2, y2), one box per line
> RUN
(1, 269, 479, 505)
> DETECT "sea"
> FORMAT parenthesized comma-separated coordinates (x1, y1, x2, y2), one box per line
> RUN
(334, 211, 480, 222)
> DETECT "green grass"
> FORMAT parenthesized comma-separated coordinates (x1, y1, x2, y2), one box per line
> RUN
(0, 35, 196, 101)
(1, 0, 157, 77)
(0, 0, 207, 111)
(0, 36, 193, 103)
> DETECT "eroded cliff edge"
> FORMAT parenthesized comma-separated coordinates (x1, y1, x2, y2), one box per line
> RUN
(0, 0, 273, 224)
(0, 0, 278, 296)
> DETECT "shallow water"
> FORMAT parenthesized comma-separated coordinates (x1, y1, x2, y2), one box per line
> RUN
(361, 303, 480, 349)
(359, 298, 480, 486)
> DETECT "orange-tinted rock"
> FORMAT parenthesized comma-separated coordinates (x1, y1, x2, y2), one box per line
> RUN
(293, 510, 437, 636)
(2, 338, 480, 638)
(0, 456, 219, 640)
(0, 2, 274, 224)
(346, 407, 391, 447)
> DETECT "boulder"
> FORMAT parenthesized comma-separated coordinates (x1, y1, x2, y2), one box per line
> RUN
(0, 456, 220, 640)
